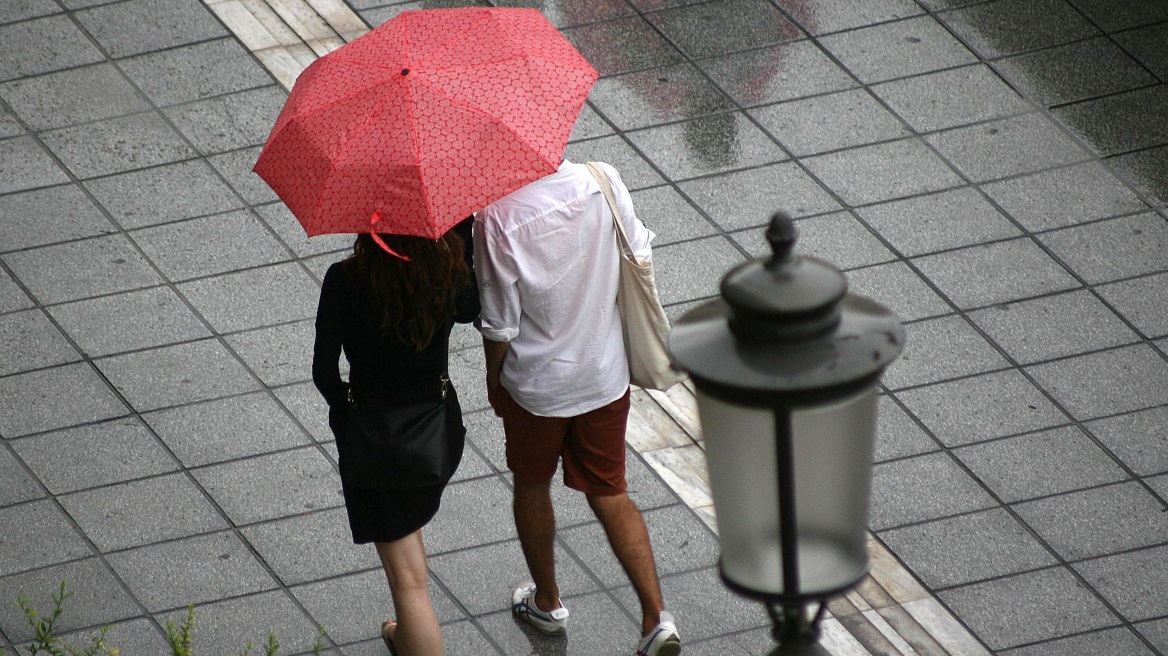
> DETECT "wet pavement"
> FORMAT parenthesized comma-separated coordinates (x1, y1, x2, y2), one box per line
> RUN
(2, 0, 1167, 654)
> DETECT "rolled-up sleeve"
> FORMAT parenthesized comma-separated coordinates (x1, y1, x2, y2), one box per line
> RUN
(473, 213, 522, 343)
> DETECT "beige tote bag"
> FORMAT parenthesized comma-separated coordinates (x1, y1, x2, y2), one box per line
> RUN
(587, 162, 686, 391)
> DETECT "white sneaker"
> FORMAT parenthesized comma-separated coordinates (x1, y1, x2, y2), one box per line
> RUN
(636, 610, 681, 656)
(511, 582, 569, 635)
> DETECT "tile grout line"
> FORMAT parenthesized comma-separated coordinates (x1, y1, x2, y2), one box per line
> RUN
(203, 1, 989, 653)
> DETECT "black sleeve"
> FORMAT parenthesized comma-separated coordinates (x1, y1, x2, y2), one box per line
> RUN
(453, 217, 481, 324)
(312, 263, 350, 409)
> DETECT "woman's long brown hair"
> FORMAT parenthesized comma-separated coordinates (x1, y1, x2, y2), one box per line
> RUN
(343, 228, 470, 352)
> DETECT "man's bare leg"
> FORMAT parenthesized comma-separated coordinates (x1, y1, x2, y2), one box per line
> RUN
(514, 478, 563, 612)
(587, 492, 665, 635)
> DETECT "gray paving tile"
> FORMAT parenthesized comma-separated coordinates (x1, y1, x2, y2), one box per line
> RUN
(856, 187, 1021, 257)
(645, 0, 800, 60)
(878, 508, 1057, 588)
(774, 0, 924, 35)
(939, 0, 1100, 59)
(83, 158, 245, 229)
(163, 85, 287, 155)
(132, 210, 289, 281)
(0, 308, 80, 375)
(563, 138, 665, 191)
(589, 64, 735, 132)
(2, 233, 162, 305)
(0, 0, 60, 23)
(567, 103, 614, 142)
(0, 267, 32, 314)
(0, 135, 71, 194)
(0, 444, 41, 506)
(981, 161, 1150, 232)
(937, 567, 1117, 651)
(291, 568, 462, 645)
(678, 628, 773, 656)
(926, 112, 1091, 183)
(177, 262, 320, 333)
(651, 235, 746, 306)
(1054, 86, 1168, 156)
(871, 64, 1030, 133)
(699, 40, 859, 108)
(1000, 627, 1155, 656)
(106, 531, 277, 612)
(845, 262, 953, 322)
(47, 286, 211, 357)
(477, 591, 639, 656)
(225, 320, 314, 387)
(1138, 619, 1168, 655)
(0, 363, 127, 437)
(0, 499, 91, 576)
(0, 102, 21, 138)
(1084, 406, 1168, 477)
(615, 567, 770, 642)
(0, 558, 139, 643)
(240, 507, 378, 586)
(0, 62, 149, 131)
(882, 315, 1012, 390)
(0, 184, 118, 252)
(896, 369, 1069, 447)
(561, 505, 717, 588)
(425, 476, 518, 554)
(562, 16, 684, 77)
(1114, 22, 1168, 81)
(541, 0, 635, 28)
(735, 211, 896, 270)
(818, 16, 979, 84)
(800, 138, 965, 206)
(120, 38, 272, 106)
(272, 381, 332, 444)
(751, 88, 911, 157)
(95, 339, 261, 412)
(1072, 0, 1168, 29)
(0, 15, 103, 82)
(954, 425, 1127, 502)
(678, 162, 841, 231)
(59, 472, 228, 552)
(61, 617, 171, 655)
(448, 346, 488, 414)
(869, 452, 996, 530)
(628, 185, 718, 245)
(1039, 212, 1168, 284)
(74, 0, 228, 58)
(40, 112, 198, 179)
(1098, 273, 1168, 339)
(191, 447, 341, 525)
(1110, 145, 1168, 206)
(968, 289, 1140, 364)
(995, 37, 1158, 107)
(207, 145, 279, 205)
(1015, 482, 1168, 560)
(157, 590, 323, 655)
(1075, 544, 1168, 621)
(626, 113, 789, 181)
(874, 395, 938, 462)
(1027, 344, 1168, 420)
(144, 391, 311, 467)
(254, 201, 352, 259)
(11, 417, 176, 494)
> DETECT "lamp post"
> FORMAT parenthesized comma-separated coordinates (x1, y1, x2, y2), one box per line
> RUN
(668, 212, 904, 655)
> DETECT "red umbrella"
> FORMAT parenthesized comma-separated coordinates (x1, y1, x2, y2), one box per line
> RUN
(253, 7, 598, 241)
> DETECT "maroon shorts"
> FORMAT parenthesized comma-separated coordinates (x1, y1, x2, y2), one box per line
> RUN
(497, 387, 631, 496)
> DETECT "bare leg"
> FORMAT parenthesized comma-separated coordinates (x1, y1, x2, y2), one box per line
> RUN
(513, 479, 563, 612)
(375, 531, 443, 656)
(587, 492, 665, 635)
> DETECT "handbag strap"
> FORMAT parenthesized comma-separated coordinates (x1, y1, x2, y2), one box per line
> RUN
(586, 162, 636, 261)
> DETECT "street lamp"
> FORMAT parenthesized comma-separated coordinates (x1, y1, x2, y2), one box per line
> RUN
(668, 212, 905, 655)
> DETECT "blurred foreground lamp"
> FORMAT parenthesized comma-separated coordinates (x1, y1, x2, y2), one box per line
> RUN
(668, 212, 904, 654)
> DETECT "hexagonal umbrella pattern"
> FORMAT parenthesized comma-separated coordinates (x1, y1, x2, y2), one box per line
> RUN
(253, 7, 599, 240)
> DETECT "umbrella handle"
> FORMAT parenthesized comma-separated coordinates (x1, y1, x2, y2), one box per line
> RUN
(370, 212, 412, 261)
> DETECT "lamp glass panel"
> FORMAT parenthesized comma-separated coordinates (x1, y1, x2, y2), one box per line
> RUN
(698, 386, 878, 597)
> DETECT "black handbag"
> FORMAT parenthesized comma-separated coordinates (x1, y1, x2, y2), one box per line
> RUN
(340, 375, 454, 490)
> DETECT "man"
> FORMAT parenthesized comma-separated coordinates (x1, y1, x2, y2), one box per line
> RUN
(474, 159, 681, 656)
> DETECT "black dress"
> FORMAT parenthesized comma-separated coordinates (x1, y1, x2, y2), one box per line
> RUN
(312, 226, 479, 544)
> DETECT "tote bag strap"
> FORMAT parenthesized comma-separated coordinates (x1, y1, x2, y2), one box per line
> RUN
(586, 162, 636, 261)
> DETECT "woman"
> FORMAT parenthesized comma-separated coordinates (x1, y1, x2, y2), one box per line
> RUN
(313, 219, 478, 656)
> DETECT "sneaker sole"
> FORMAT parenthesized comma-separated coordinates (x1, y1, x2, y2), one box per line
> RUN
(654, 637, 681, 656)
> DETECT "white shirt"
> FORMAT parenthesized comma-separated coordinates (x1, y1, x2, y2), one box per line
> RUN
(474, 160, 654, 417)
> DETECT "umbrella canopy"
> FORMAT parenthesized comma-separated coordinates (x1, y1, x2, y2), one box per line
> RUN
(254, 7, 598, 239)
